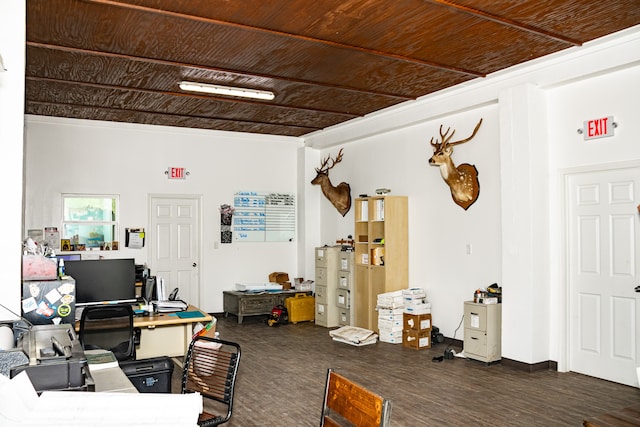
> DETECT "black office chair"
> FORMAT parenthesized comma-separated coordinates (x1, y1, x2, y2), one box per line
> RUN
(79, 303, 136, 362)
(181, 336, 241, 427)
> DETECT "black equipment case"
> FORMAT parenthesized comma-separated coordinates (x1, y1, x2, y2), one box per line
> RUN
(119, 356, 174, 393)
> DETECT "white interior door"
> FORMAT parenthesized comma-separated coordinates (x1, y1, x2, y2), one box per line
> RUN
(568, 166, 640, 387)
(149, 195, 201, 307)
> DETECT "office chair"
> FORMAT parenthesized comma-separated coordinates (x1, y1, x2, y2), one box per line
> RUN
(79, 303, 136, 362)
(181, 336, 241, 427)
(320, 368, 392, 427)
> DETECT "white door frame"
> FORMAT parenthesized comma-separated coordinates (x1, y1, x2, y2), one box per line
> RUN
(147, 193, 203, 307)
(559, 159, 640, 374)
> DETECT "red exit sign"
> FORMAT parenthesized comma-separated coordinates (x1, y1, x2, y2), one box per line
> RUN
(167, 167, 187, 179)
(582, 116, 615, 140)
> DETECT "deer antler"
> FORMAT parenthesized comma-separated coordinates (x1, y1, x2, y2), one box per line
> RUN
(316, 148, 344, 174)
(430, 125, 453, 149)
(445, 119, 483, 148)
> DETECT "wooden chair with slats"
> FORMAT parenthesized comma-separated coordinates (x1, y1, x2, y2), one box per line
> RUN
(181, 336, 241, 427)
(320, 368, 392, 427)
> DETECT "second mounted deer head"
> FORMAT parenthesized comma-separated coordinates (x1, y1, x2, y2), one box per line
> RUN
(311, 148, 352, 216)
(429, 119, 483, 210)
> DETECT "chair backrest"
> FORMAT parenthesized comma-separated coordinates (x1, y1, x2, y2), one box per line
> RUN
(181, 335, 241, 426)
(320, 368, 391, 427)
(79, 303, 135, 361)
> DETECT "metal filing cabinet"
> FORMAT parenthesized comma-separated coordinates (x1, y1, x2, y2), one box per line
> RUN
(315, 246, 340, 327)
(336, 251, 355, 326)
(463, 301, 502, 363)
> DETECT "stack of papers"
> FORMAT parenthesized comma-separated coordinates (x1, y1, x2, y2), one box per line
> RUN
(329, 326, 378, 346)
(235, 283, 283, 292)
(153, 300, 188, 312)
(85, 349, 119, 371)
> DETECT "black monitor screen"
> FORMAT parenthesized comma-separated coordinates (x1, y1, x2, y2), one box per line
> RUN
(65, 258, 137, 306)
(57, 254, 82, 262)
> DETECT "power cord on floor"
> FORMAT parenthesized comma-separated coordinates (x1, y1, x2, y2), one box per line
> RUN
(432, 313, 464, 362)
(444, 314, 464, 359)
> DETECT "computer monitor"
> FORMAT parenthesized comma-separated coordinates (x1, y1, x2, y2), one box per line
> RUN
(65, 258, 137, 306)
(56, 253, 82, 262)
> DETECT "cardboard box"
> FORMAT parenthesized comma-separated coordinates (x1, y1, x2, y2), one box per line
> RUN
(402, 288, 426, 297)
(378, 308, 403, 316)
(22, 255, 57, 281)
(379, 334, 402, 344)
(403, 329, 431, 350)
(378, 317, 403, 329)
(403, 313, 432, 331)
(404, 304, 431, 315)
(269, 272, 291, 290)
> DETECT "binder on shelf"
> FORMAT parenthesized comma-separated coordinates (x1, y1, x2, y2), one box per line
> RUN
(360, 200, 368, 221)
(375, 199, 384, 220)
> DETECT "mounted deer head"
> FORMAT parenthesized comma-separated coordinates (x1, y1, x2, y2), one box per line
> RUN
(311, 148, 352, 216)
(429, 119, 483, 210)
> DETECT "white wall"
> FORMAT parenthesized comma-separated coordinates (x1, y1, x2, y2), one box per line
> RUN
(313, 106, 502, 342)
(0, 0, 25, 315)
(547, 62, 640, 368)
(307, 27, 640, 365)
(16, 12, 640, 366)
(24, 117, 304, 313)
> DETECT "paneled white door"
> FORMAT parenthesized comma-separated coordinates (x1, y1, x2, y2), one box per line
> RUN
(149, 195, 201, 307)
(568, 166, 640, 387)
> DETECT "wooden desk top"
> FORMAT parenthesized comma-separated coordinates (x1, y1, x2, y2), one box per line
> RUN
(75, 304, 212, 330)
(133, 304, 212, 328)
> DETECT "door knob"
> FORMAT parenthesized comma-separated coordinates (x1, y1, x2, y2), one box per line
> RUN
(193, 263, 197, 267)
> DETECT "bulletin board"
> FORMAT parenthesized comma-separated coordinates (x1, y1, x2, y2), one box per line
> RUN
(233, 191, 295, 242)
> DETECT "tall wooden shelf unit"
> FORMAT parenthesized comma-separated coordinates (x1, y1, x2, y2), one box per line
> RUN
(353, 195, 408, 331)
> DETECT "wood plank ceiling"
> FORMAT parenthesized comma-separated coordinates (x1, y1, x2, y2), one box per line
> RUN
(25, 0, 640, 137)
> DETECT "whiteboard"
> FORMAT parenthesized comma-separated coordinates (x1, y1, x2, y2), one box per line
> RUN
(233, 191, 295, 242)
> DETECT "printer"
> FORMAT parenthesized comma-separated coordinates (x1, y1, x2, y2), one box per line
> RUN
(10, 323, 94, 392)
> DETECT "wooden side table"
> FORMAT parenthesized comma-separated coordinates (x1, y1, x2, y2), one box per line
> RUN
(223, 290, 310, 324)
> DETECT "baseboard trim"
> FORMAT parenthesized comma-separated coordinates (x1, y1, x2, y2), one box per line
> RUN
(444, 336, 558, 373)
(501, 358, 558, 373)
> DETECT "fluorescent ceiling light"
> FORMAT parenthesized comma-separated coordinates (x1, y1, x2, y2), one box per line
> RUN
(179, 81, 275, 100)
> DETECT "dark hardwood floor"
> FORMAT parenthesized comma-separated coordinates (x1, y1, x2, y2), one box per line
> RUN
(169, 314, 640, 426)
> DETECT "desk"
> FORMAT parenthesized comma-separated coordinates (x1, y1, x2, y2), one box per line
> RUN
(135, 305, 212, 359)
(76, 305, 212, 359)
(223, 290, 311, 324)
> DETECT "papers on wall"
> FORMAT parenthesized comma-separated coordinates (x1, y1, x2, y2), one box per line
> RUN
(233, 191, 295, 242)
(44, 227, 60, 250)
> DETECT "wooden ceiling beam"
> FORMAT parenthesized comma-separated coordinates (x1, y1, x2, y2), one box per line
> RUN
(426, 0, 583, 46)
(27, 99, 322, 133)
(25, 75, 362, 119)
(81, 0, 485, 77)
(27, 42, 414, 101)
